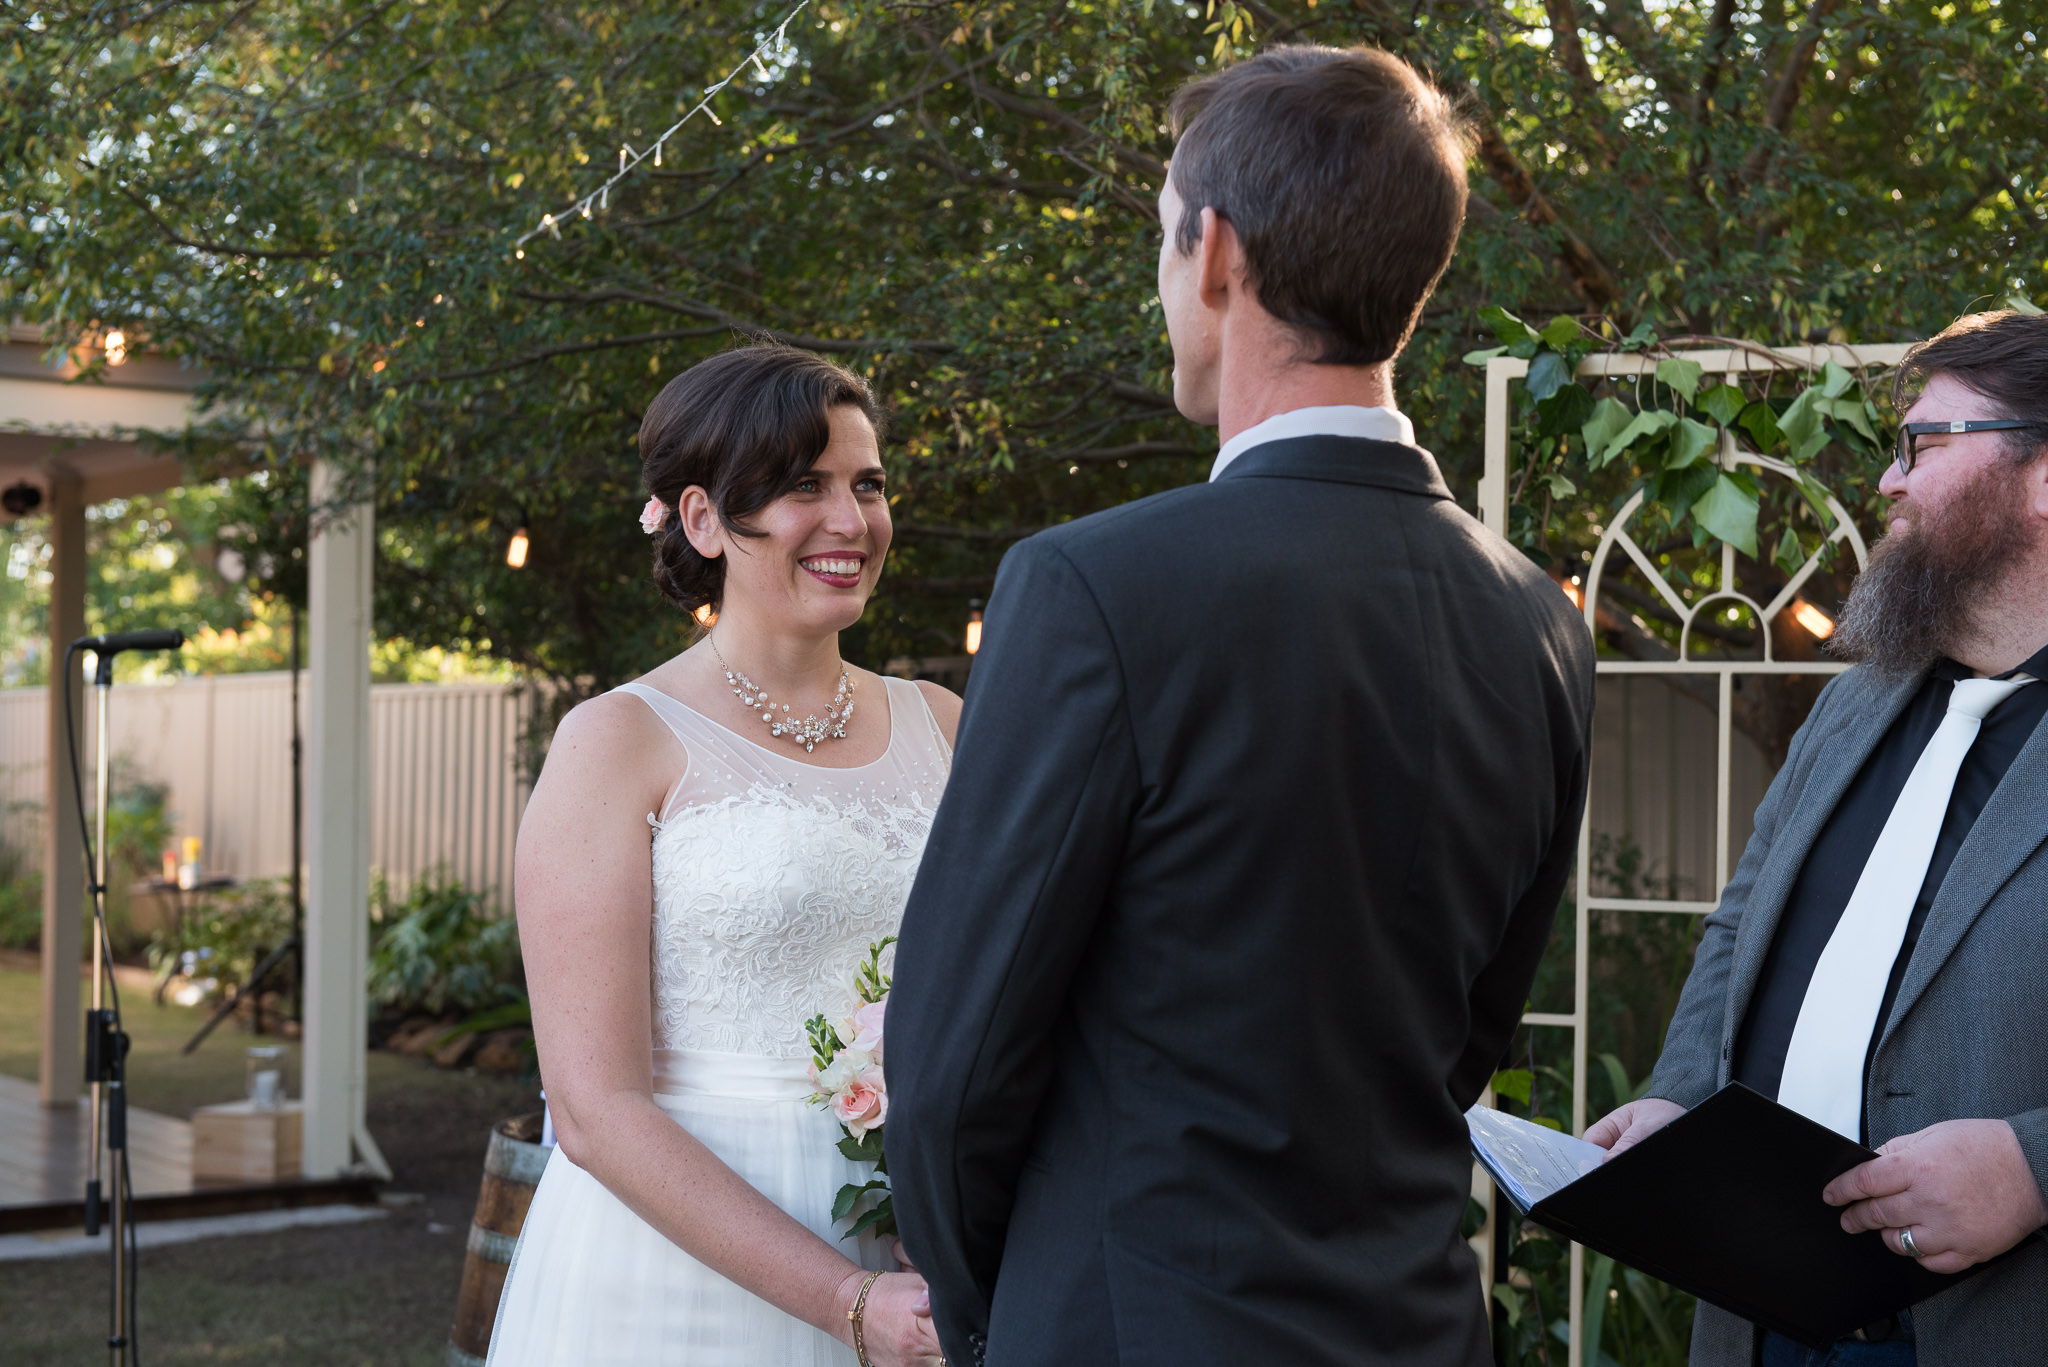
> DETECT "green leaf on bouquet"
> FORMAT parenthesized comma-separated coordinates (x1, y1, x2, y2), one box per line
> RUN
(843, 1200, 898, 1240)
(833, 1179, 883, 1223)
(1690, 472, 1761, 557)
(837, 1128, 886, 1165)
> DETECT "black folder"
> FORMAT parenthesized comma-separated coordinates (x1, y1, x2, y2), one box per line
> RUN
(1468, 1083, 1979, 1347)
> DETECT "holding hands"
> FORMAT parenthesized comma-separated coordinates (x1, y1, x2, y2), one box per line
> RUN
(837, 1262, 943, 1367)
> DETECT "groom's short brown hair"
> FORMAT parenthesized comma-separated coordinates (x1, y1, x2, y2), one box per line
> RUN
(1168, 45, 1471, 367)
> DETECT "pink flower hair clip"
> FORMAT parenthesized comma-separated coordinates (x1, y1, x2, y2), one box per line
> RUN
(640, 496, 668, 535)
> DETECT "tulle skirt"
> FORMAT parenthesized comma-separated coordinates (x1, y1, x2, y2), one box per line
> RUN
(487, 1050, 891, 1366)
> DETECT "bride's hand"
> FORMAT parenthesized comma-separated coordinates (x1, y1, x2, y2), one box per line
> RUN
(838, 1269, 944, 1367)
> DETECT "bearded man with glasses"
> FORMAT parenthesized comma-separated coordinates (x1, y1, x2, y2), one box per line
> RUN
(1590, 308, 2048, 1367)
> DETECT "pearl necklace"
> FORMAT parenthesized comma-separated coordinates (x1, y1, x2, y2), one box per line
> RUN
(708, 634, 855, 753)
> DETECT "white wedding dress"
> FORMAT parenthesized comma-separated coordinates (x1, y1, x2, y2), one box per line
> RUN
(487, 675, 952, 1366)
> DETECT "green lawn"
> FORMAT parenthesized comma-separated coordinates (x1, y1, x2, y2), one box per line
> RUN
(0, 953, 289, 1118)
(2, 955, 542, 1364)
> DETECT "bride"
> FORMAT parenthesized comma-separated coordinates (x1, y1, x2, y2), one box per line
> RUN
(490, 345, 957, 1367)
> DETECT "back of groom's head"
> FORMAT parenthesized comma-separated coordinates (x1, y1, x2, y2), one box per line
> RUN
(1168, 45, 1470, 367)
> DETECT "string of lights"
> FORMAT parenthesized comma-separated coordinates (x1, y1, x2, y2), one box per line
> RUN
(514, 0, 811, 253)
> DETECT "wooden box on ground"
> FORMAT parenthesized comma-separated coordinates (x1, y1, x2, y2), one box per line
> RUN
(190, 1101, 303, 1183)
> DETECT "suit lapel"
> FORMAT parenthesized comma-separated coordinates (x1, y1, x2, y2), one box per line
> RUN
(1717, 669, 1923, 1052)
(1877, 707, 2048, 1052)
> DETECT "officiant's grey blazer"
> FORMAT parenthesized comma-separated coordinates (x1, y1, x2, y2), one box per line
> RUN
(1648, 663, 2048, 1366)
(887, 437, 1596, 1367)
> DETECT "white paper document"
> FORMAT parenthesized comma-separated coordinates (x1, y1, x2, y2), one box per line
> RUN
(1465, 1103, 1607, 1213)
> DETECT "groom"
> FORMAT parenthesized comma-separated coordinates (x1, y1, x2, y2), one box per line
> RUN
(888, 44, 1595, 1367)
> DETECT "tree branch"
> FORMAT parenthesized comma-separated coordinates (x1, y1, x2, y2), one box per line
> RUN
(510, 286, 954, 353)
(1470, 116, 1623, 313)
(1740, 0, 1844, 188)
(962, 78, 1167, 183)
(396, 326, 731, 385)
(117, 186, 334, 261)
(1587, 0, 1693, 105)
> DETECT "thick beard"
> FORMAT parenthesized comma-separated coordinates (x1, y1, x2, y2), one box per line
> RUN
(1828, 458, 2036, 676)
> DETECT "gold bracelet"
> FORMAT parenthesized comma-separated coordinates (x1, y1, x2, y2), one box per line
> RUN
(847, 1269, 884, 1367)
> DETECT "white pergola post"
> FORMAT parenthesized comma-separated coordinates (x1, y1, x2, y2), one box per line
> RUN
(300, 460, 386, 1179)
(38, 474, 86, 1107)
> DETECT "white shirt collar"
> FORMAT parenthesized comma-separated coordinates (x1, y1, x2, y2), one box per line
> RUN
(1208, 405, 1415, 481)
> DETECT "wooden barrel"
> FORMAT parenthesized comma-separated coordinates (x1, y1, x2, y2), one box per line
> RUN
(447, 1112, 551, 1367)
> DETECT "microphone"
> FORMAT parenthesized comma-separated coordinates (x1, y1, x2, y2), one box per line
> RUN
(73, 629, 186, 654)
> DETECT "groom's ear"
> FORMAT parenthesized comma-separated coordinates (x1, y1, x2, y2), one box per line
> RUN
(1195, 205, 1248, 313)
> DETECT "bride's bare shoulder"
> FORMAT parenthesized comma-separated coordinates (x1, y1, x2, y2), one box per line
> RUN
(537, 688, 679, 787)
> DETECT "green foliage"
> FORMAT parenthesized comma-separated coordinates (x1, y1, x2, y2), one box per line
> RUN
(366, 870, 519, 1017)
(100, 776, 175, 954)
(5, 1, 2039, 693)
(1489, 1048, 1696, 1367)
(1489, 834, 1706, 1363)
(149, 877, 297, 1001)
(0, 829, 43, 950)
(1473, 308, 1891, 574)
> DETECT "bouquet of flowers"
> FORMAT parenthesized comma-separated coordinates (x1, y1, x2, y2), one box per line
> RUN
(805, 937, 895, 1239)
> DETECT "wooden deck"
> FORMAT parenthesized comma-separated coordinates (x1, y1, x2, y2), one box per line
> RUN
(0, 1074, 375, 1233)
(0, 1074, 192, 1208)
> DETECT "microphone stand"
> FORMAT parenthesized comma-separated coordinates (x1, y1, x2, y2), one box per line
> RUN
(66, 630, 184, 1367)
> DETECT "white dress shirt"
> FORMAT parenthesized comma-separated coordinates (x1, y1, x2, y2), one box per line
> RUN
(1208, 405, 1416, 481)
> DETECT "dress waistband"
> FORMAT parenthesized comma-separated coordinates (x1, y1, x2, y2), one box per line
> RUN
(651, 1048, 816, 1102)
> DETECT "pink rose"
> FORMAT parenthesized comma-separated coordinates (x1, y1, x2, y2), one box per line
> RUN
(830, 1064, 888, 1138)
(845, 999, 886, 1062)
(639, 496, 668, 535)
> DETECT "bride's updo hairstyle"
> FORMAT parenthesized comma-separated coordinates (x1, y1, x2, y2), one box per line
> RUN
(640, 344, 885, 615)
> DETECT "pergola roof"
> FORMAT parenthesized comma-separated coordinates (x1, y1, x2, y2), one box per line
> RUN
(0, 324, 205, 511)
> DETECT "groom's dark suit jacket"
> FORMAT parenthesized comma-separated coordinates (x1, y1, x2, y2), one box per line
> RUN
(887, 436, 1596, 1367)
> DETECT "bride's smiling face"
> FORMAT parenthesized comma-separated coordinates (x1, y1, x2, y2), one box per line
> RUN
(712, 405, 891, 636)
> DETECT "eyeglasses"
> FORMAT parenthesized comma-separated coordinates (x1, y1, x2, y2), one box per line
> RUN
(1894, 419, 2048, 475)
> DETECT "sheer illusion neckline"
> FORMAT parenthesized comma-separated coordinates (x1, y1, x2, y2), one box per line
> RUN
(627, 675, 904, 774)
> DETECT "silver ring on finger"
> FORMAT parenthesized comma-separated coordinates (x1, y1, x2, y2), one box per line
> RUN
(1898, 1225, 1924, 1259)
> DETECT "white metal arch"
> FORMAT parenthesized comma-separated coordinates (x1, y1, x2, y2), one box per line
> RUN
(1478, 342, 1908, 1367)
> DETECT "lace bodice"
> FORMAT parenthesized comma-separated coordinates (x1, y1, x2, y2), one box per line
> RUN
(616, 677, 952, 1060)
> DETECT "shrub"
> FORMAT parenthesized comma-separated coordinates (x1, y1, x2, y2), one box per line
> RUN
(367, 869, 519, 1017)
(0, 837, 42, 950)
(147, 877, 296, 1001)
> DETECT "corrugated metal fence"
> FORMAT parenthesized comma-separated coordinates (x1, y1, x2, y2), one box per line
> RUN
(0, 673, 530, 910)
(1584, 674, 1772, 902)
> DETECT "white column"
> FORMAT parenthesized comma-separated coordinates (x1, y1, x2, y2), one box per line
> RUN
(39, 475, 85, 1107)
(300, 462, 385, 1178)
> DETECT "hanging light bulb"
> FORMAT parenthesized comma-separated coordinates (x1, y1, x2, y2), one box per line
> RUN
(1791, 599, 1835, 639)
(104, 329, 128, 366)
(506, 526, 530, 569)
(965, 599, 984, 655)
